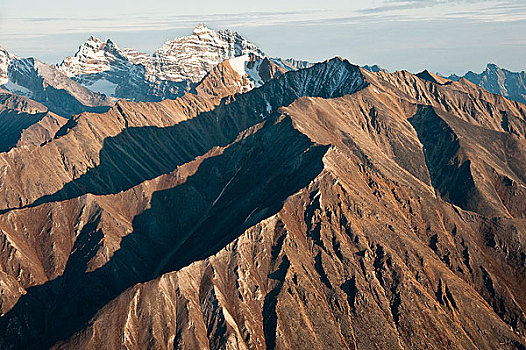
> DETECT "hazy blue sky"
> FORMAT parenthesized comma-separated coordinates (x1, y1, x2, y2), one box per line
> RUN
(1, 0, 525, 74)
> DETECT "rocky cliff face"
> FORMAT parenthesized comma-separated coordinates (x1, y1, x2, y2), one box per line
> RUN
(0, 57, 525, 350)
(448, 63, 526, 104)
(0, 48, 14, 85)
(57, 36, 191, 102)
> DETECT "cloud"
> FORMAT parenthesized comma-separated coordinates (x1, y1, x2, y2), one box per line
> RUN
(357, 0, 526, 22)
(360, 0, 519, 12)
(359, 1, 442, 14)
(0, 10, 334, 41)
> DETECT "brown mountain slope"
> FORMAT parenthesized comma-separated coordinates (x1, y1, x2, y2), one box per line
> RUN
(0, 92, 68, 152)
(56, 85, 526, 349)
(0, 59, 525, 349)
(0, 91, 47, 114)
(0, 58, 362, 212)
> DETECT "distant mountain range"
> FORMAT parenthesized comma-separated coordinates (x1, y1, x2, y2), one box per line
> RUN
(445, 63, 526, 104)
(362, 64, 388, 73)
(0, 24, 313, 116)
(2, 25, 524, 119)
(365, 64, 526, 106)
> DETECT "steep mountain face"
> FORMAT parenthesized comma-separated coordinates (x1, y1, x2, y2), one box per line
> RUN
(0, 48, 14, 85)
(59, 36, 149, 78)
(57, 37, 190, 102)
(226, 54, 288, 93)
(0, 57, 525, 350)
(151, 24, 264, 83)
(448, 64, 526, 104)
(0, 48, 113, 117)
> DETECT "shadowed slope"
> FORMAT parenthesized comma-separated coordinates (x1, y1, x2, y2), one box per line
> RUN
(0, 110, 47, 152)
(0, 116, 328, 349)
(0, 92, 68, 152)
(1, 58, 526, 350)
(51, 94, 526, 349)
(410, 105, 526, 218)
(23, 58, 365, 210)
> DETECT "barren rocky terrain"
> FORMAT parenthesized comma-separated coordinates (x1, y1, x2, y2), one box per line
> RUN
(0, 56, 524, 349)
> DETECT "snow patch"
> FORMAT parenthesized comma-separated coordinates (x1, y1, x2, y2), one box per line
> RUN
(246, 61, 263, 87)
(266, 101, 272, 114)
(243, 208, 259, 224)
(228, 55, 250, 78)
(3, 79, 32, 97)
(228, 55, 264, 92)
(86, 79, 118, 96)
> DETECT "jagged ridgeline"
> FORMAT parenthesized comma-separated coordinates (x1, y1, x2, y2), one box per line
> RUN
(0, 25, 525, 350)
(0, 24, 312, 110)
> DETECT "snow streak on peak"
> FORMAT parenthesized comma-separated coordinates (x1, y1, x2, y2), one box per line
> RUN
(228, 55, 265, 92)
(152, 24, 264, 82)
(58, 25, 265, 87)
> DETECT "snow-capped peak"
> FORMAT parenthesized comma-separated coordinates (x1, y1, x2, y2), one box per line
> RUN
(192, 23, 213, 35)
(78, 36, 105, 54)
(52, 25, 271, 100)
(57, 24, 265, 86)
(58, 36, 135, 78)
(151, 24, 265, 82)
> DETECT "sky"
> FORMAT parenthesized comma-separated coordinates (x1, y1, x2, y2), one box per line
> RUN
(0, 0, 525, 75)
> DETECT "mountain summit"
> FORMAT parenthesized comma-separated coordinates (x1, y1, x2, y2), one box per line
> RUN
(58, 36, 146, 79)
(150, 24, 264, 82)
